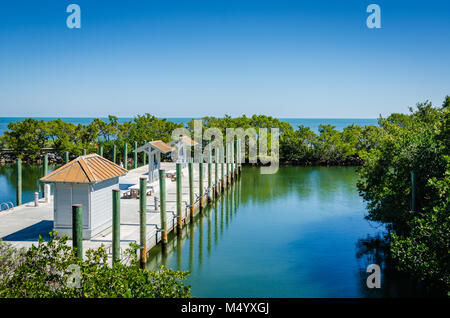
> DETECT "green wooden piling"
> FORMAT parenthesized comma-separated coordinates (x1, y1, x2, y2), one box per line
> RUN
(99, 146, 103, 157)
(65, 151, 69, 164)
(226, 144, 230, 185)
(124, 143, 128, 170)
(112, 189, 121, 264)
(72, 204, 83, 259)
(112, 144, 117, 163)
(411, 170, 416, 212)
(236, 140, 239, 176)
(143, 141, 147, 166)
(208, 148, 212, 202)
(199, 160, 204, 210)
(188, 161, 194, 219)
(215, 147, 218, 196)
(234, 139, 238, 178)
(159, 169, 168, 245)
(41, 154, 48, 193)
(139, 177, 147, 267)
(134, 141, 138, 169)
(43, 154, 48, 176)
(176, 163, 182, 231)
(221, 146, 225, 189)
(83, 148, 86, 156)
(16, 159, 22, 206)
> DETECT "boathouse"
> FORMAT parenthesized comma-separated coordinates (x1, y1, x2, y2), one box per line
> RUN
(134, 140, 174, 183)
(168, 135, 197, 166)
(40, 154, 128, 239)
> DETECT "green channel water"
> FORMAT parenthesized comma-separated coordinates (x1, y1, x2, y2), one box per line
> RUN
(0, 163, 59, 207)
(148, 166, 415, 297)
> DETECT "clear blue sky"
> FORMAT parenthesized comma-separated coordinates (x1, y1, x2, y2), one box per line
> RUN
(0, 0, 449, 118)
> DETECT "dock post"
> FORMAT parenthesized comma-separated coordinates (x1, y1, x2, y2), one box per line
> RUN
(16, 158, 22, 206)
(134, 141, 138, 169)
(159, 169, 168, 247)
(226, 144, 230, 186)
(234, 139, 239, 178)
(208, 148, 212, 202)
(176, 163, 183, 231)
(83, 148, 86, 156)
(221, 145, 225, 190)
(72, 204, 83, 259)
(199, 159, 204, 211)
(411, 170, 416, 212)
(112, 189, 121, 265)
(143, 141, 147, 166)
(99, 146, 103, 157)
(188, 160, 194, 220)
(124, 143, 128, 170)
(41, 154, 48, 194)
(65, 151, 69, 164)
(113, 145, 117, 163)
(139, 177, 147, 268)
(215, 148, 219, 194)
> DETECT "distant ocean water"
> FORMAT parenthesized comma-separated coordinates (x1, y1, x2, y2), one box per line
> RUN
(0, 117, 378, 136)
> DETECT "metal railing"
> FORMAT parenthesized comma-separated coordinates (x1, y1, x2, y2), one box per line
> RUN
(0, 201, 14, 211)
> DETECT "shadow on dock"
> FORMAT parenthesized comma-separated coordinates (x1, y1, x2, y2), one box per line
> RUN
(2, 220, 53, 241)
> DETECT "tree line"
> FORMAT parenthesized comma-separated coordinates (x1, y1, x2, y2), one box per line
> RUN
(0, 113, 384, 166)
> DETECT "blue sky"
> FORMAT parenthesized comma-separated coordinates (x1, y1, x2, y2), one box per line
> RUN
(0, 0, 449, 118)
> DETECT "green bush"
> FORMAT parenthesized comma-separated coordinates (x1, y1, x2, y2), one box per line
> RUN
(0, 233, 191, 298)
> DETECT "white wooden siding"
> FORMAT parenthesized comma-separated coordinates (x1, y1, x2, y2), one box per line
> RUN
(90, 177, 117, 232)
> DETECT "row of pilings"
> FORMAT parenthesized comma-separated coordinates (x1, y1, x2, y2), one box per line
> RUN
(69, 139, 243, 267)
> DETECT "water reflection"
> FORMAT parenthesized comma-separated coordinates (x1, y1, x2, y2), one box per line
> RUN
(146, 167, 417, 297)
(0, 163, 59, 205)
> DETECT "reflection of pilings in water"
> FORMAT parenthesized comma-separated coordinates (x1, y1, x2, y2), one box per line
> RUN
(207, 206, 212, 257)
(225, 188, 229, 227)
(234, 179, 238, 212)
(176, 231, 182, 271)
(189, 221, 194, 272)
(220, 195, 224, 235)
(199, 214, 203, 268)
(214, 199, 218, 246)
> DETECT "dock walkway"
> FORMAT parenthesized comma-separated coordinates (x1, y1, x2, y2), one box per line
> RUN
(0, 162, 231, 265)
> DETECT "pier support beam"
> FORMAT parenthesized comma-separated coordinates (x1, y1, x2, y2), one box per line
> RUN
(208, 148, 212, 202)
(112, 189, 120, 265)
(215, 146, 219, 197)
(65, 151, 69, 164)
(83, 148, 86, 156)
(72, 204, 83, 259)
(41, 154, 48, 194)
(16, 159, 22, 206)
(159, 169, 168, 247)
(99, 146, 103, 157)
(199, 160, 204, 210)
(139, 177, 147, 268)
(143, 141, 147, 166)
(221, 145, 225, 190)
(113, 145, 117, 163)
(188, 161, 194, 220)
(176, 163, 183, 231)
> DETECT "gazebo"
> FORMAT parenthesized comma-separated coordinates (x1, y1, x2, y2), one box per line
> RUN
(40, 154, 128, 239)
(134, 140, 174, 183)
(168, 135, 198, 167)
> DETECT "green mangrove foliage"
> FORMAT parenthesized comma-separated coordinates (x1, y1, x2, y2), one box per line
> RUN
(357, 97, 450, 295)
(0, 233, 191, 297)
(0, 113, 383, 165)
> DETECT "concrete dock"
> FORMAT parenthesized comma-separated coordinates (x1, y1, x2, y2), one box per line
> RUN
(0, 162, 236, 265)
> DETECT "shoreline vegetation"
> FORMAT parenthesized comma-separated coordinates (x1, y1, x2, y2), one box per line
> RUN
(1, 114, 372, 166)
(0, 96, 449, 297)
